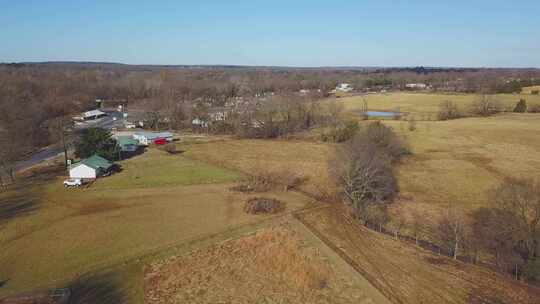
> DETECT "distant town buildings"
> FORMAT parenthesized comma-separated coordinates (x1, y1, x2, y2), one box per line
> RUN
(336, 83, 354, 92)
(405, 83, 428, 90)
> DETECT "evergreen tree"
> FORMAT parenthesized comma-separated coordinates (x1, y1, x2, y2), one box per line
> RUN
(75, 128, 119, 161)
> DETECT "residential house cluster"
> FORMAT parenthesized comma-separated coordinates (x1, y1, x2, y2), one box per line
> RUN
(68, 131, 174, 181)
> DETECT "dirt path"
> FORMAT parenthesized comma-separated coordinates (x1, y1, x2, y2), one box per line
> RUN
(294, 205, 540, 304)
(288, 213, 392, 304)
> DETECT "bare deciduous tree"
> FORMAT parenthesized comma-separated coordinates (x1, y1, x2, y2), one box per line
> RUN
(330, 122, 407, 224)
(437, 207, 466, 260)
(492, 178, 540, 262)
(471, 94, 503, 116)
(438, 100, 462, 120)
(48, 116, 73, 169)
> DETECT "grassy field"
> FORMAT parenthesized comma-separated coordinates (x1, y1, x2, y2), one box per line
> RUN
(181, 138, 334, 196)
(0, 147, 314, 301)
(92, 148, 241, 189)
(383, 113, 540, 229)
(179, 111, 540, 234)
(522, 85, 540, 94)
(336, 92, 540, 119)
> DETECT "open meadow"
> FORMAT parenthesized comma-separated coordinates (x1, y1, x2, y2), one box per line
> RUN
(182, 94, 540, 240)
(386, 113, 540, 227)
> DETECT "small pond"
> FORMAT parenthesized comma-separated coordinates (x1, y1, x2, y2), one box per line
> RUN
(364, 111, 401, 117)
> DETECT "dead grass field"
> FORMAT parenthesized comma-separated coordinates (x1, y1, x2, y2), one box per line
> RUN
(384, 113, 540, 229)
(522, 86, 540, 94)
(181, 138, 334, 197)
(337, 92, 540, 119)
(0, 148, 313, 301)
(145, 220, 390, 304)
(179, 113, 540, 236)
(297, 206, 540, 304)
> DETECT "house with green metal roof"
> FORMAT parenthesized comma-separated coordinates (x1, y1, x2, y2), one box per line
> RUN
(116, 136, 140, 152)
(69, 154, 114, 179)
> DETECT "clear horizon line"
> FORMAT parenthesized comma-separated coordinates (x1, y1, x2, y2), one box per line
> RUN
(2, 60, 539, 70)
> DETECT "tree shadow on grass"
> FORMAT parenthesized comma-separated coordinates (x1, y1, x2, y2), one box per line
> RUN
(67, 273, 126, 304)
(0, 165, 64, 226)
(0, 192, 40, 225)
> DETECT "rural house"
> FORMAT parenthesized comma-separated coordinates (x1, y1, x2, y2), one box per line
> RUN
(82, 109, 107, 120)
(133, 132, 173, 146)
(69, 154, 114, 179)
(116, 136, 140, 153)
(336, 83, 353, 92)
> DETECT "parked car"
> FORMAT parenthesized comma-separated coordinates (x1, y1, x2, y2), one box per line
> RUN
(63, 178, 82, 187)
(154, 138, 168, 145)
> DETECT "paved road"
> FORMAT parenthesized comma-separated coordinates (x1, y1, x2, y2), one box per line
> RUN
(15, 110, 126, 172)
(74, 110, 125, 130)
(14, 147, 65, 172)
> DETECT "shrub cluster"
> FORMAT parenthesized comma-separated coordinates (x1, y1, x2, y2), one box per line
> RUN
(513, 99, 528, 113)
(244, 197, 283, 214)
(438, 100, 462, 120)
(320, 120, 359, 143)
(330, 122, 408, 225)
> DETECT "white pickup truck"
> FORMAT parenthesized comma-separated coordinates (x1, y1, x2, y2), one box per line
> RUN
(63, 178, 82, 187)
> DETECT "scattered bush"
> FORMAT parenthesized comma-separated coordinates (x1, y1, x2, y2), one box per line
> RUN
(513, 99, 527, 113)
(234, 170, 306, 193)
(363, 121, 410, 161)
(532, 90, 539, 95)
(320, 120, 359, 143)
(244, 197, 283, 214)
(438, 100, 462, 120)
(470, 95, 503, 116)
(158, 143, 181, 154)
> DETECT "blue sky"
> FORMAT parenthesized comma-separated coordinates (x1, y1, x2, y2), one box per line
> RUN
(1, 0, 539, 67)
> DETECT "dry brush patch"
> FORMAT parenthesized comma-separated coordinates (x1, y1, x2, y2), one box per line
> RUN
(243, 197, 284, 214)
(144, 224, 370, 304)
(231, 168, 307, 193)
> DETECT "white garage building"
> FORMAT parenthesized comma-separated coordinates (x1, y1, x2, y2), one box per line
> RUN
(133, 132, 173, 146)
(69, 154, 114, 179)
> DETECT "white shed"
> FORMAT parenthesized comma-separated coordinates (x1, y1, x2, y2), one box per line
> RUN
(69, 163, 98, 179)
(69, 155, 114, 180)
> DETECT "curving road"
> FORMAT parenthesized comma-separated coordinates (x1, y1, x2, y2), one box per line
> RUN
(15, 110, 126, 172)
